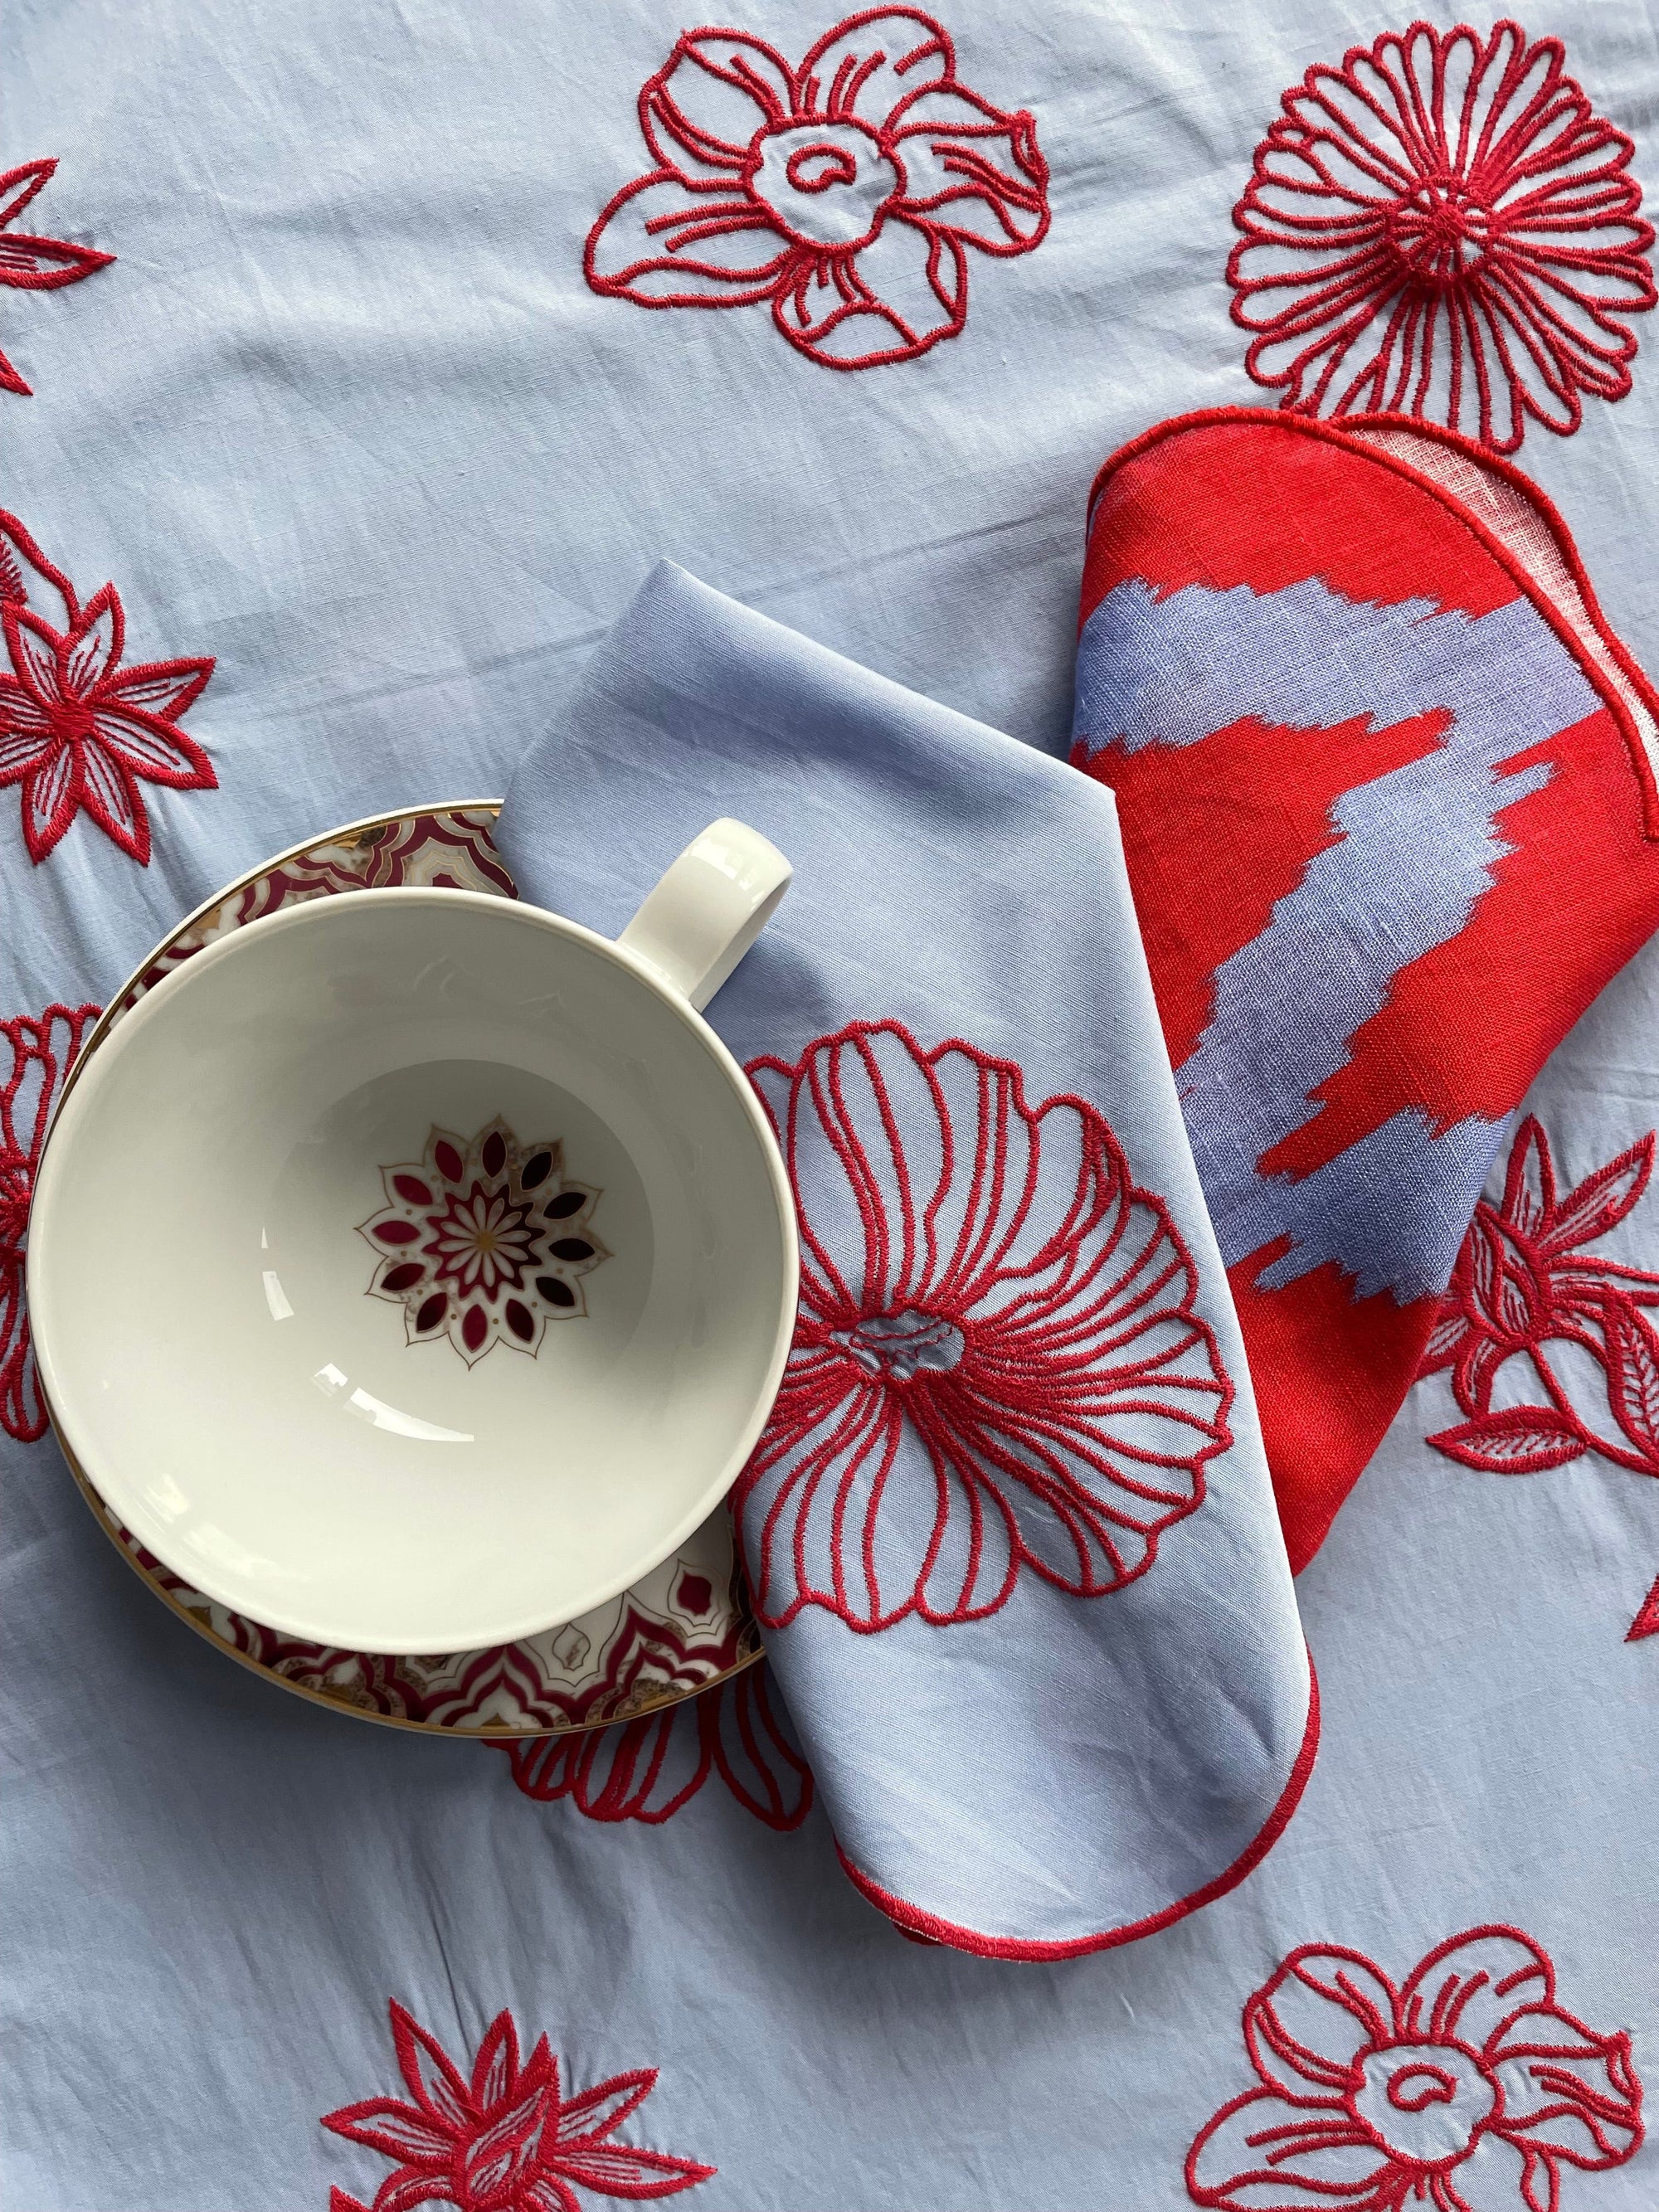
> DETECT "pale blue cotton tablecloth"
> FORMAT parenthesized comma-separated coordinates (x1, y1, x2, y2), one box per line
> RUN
(3, 1, 1658, 2205)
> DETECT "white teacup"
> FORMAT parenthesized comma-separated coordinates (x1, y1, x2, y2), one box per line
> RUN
(30, 820, 798, 1655)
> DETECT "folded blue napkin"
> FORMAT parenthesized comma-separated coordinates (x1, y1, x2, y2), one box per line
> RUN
(497, 562, 1312, 1955)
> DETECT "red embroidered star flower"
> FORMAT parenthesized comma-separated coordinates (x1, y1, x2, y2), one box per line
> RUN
(1, 1001, 100, 1441)
(733, 1021, 1233, 1630)
(0, 158, 114, 397)
(1186, 1925, 1643, 2210)
(0, 509, 216, 865)
(1228, 19, 1657, 454)
(584, 10, 1048, 370)
(324, 2001, 715, 2212)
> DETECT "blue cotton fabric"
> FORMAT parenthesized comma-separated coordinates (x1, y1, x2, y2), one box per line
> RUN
(494, 559, 1311, 1950)
(4, 0, 1659, 2203)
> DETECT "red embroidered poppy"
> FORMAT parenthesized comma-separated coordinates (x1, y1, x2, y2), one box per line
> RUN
(1228, 20, 1657, 454)
(357, 1117, 607, 1368)
(732, 1020, 1233, 1631)
(500, 1665, 814, 1830)
(1, 1001, 100, 1441)
(0, 509, 216, 865)
(0, 158, 113, 397)
(584, 9, 1048, 370)
(1186, 1925, 1644, 2210)
(1420, 1115, 1659, 1641)
(324, 2002, 715, 2212)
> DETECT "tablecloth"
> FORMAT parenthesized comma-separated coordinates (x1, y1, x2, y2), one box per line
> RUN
(3, 1, 1658, 2206)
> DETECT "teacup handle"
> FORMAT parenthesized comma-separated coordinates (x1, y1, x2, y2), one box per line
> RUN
(616, 819, 791, 1013)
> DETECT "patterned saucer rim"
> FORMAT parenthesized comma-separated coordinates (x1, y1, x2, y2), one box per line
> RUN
(46, 800, 762, 1739)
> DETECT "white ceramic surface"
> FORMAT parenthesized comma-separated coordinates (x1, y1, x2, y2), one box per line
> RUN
(30, 830, 797, 1653)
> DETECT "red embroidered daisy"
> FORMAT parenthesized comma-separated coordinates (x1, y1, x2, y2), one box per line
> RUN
(0, 509, 216, 865)
(584, 9, 1049, 370)
(1186, 1926, 1643, 2210)
(0, 158, 113, 397)
(1228, 19, 1657, 453)
(1, 1000, 100, 1441)
(324, 2001, 715, 2212)
(733, 1021, 1233, 1630)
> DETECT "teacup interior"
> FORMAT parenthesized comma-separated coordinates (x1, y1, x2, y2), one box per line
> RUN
(32, 892, 794, 1652)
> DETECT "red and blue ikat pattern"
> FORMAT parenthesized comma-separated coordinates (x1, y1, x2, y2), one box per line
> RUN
(1072, 409, 1659, 1568)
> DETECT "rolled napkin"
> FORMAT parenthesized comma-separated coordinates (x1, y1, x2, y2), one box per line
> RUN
(498, 561, 1312, 1956)
(1073, 410, 1659, 1573)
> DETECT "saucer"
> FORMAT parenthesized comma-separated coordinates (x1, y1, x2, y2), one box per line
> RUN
(50, 805, 761, 1734)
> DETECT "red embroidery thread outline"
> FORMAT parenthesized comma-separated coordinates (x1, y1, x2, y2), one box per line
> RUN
(733, 1019, 1234, 1631)
(1420, 1114, 1659, 1642)
(583, 11, 1049, 371)
(498, 1665, 813, 1830)
(1185, 1923, 1644, 2208)
(1228, 20, 1657, 455)
(1, 1001, 100, 1441)
(839, 1660, 1319, 1959)
(0, 158, 114, 397)
(324, 2001, 716, 2211)
(0, 508, 216, 865)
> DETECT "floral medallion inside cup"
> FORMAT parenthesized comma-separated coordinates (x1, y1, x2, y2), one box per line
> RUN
(35, 808, 777, 1733)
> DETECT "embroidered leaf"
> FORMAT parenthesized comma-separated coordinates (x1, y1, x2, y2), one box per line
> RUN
(1498, 1116, 1555, 1242)
(560, 2069, 656, 2144)
(1420, 1308, 1469, 1369)
(460, 2084, 551, 2201)
(371, 2175, 452, 2212)
(1627, 1573, 1659, 1642)
(469, 2008, 523, 2113)
(319, 2098, 452, 2163)
(0, 157, 113, 399)
(389, 2000, 474, 2132)
(1426, 1407, 1589, 1475)
(1545, 1133, 1655, 1255)
(0, 160, 55, 231)
(554, 2142, 721, 2197)
(1603, 1307, 1659, 1460)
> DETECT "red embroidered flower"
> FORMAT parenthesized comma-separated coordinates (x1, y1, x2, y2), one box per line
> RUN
(1228, 20, 1657, 454)
(0, 509, 216, 865)
(732, 1020, 1233, 1630)
(324, 2002, 715, 2212)
(1420, 1116, 1659, 1641)
(1, 1001, 100, 1441)
(500, 1665, 814, 1830)
(1423, 1116, 1659, 1473)
(1186, 1925, 1644, 2210)
(584, 10, 1048, 370)
(358, 1118, 607, 1367)
(0, 158, 113, 397)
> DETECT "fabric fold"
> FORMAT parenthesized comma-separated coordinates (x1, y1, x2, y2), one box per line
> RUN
(1071, 407, 1659, 1572)
(498, 560, 1311, 1954)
